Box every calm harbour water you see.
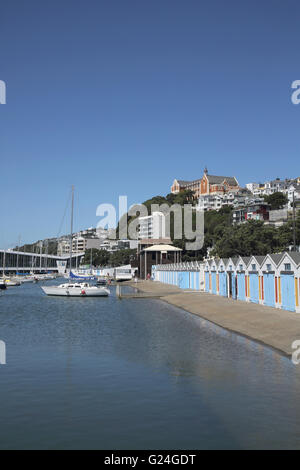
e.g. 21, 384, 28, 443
0, 279, 300, 449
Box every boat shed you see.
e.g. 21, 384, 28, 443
236, 256, 251, 302
276, 252, 300, 312
260, 253, 284, 308
246, 255, 265, 304
225, 257, 239, 299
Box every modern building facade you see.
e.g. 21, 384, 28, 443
138, 211, 166, 239
57, 237, 89, 256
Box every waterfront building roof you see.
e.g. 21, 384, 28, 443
269, 253, 285, 266
144, 244, 182, 252
288, 251, 300, 266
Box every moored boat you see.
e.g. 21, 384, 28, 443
4, 278, 21, 287
41, 282, 110, 297
40, 186, 110, 298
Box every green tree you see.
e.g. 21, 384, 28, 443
82, 249, 110, 266
109, 249, 137, 267
263, 192, 288, 210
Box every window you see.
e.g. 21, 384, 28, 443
266, 264, 271, 271
284, 263, 291, 271
239, 264, 243, 271
252, 264, 256, 270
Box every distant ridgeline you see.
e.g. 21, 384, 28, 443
14, 239, 58, 255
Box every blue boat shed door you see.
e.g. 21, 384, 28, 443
211, 272, 217, 294
219, 272, 227, 297
205, 272, 210, 292
249, 273, 259, 303
231, 274, 237, 299
281, 274, 295, 312
237, 273, 246, 301
263, 273, 275, 307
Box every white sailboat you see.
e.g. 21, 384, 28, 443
42, 282, 110, 297
41, 186, 110, 298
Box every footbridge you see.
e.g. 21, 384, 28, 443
0, 249, 84, 274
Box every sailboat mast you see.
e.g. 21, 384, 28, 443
69, 185, 74, 276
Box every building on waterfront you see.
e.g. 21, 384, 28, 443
139, 243, 182, 279
171, 168, 239, 199
153, 251, 300, 313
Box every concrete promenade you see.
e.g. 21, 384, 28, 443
126, 280, 300, 357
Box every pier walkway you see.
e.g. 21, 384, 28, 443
123, 280, 300, 357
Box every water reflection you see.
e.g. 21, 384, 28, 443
0, 282, 300, 449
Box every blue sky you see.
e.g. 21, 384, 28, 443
1, 0, 300, 247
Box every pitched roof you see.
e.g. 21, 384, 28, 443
241, 256, 251, 265
144, 244, 182, 252
206, 174, 239, 186
177, 180, 192, 186
269, 253, 285, 266
247, 255, 265, 268
288, 252, 300, 266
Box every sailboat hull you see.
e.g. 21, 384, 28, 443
41, 285, 110, 297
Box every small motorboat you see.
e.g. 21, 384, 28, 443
41, 282, 110, 297
4, 279, 21, 287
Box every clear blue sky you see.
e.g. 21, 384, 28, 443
1, 0, 300, 248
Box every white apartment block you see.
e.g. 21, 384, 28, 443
139, 212, 166, 239
246, 183, 260, 193
57, 237, 88, 256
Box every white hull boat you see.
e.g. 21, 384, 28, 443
40, 187, 109, 298
2, 278, 21, 287
41, 282, 110, 297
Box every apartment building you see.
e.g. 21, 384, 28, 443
139, 211, 166, 240
57, 237, 88, 256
